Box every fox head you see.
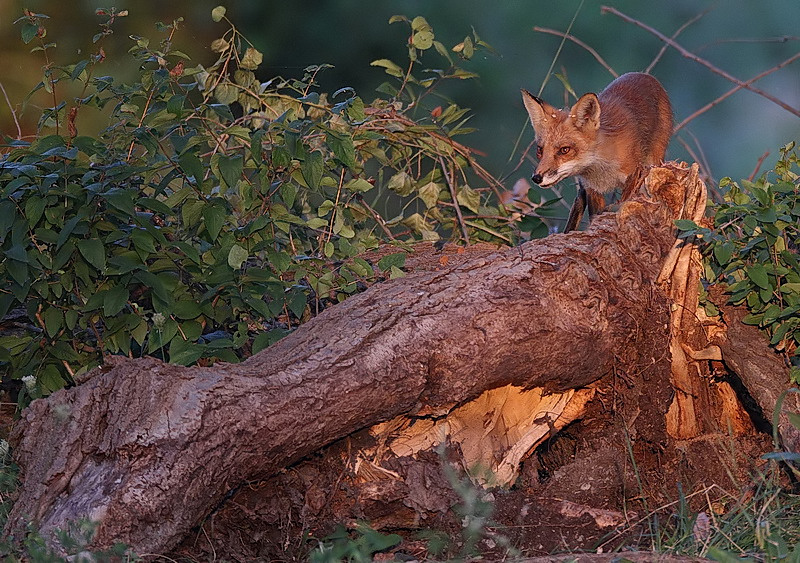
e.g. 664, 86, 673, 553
521, 89, 601, 187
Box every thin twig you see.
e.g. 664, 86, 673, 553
684, 129, 715, 184
673, 52, 800, 133
356, 197, 396, 241
538, 0, 585, 96
0, 82, 22, 140
439, 156, 471, 245
748, 151, 770, 182
323, 168, 346, 250
675, 132, 724, 203
645, 8, 710, 73
674, 136, 712, 185
533, 27, 617, 77
697, 35, 800, 52
601, 5, 800, 118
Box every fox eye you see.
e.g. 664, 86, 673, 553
536, 145, 543, 159
558, 146, 571, 155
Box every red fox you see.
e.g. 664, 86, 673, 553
521, 72, 672, 233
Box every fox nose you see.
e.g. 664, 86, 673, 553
532, 173, 543, 185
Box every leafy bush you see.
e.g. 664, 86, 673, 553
0, 8, 531, 402
679, 143, 800, 382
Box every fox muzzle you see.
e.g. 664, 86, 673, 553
532, 173, 543, 184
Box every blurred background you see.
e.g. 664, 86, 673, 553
1, 0, 799, 190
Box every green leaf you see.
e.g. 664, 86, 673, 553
218, 154, 243, 189
706, 546, 750, 563
0, 200, 17, 238
104, 189, 136, 216
287, 291, 306, 319
412, 29, 434, 50
56, 216, 81, 249
377, 252, 406, 271
39, 364, 66, 393
59, 308, 76, 332
136, 271, 171, 303
214, 83, 238, 105
456, 185, 481, 213
267, 251, 291, 273
211, 6, 226, 22
741, 313, 763, 326
43, 307, 63, 338
370, 59, 404, 78
755, 207, 778, 223
243, 294, 271, 319
751, 186, 770, 206
326, 132, 356, 169
77, 239, 106, 272
203, 204, 226, 241
746, 263, 770, 290
674, 219, 699, 231
346, 97, 366, 122
169, 338, 204, 366
5, 244, 29, 263
346, 178, 374, 193
528, 215, 554, 238
25, 196, 46, 228
166, 94, 185, 117
770, 321, 793, 345
713, 242, 734, 266
781, 283, 800, 295
228, 244, 248, 269
301, 151, 324, 190
173, 300, 202, 320
402, 212, 431, 234
131, 228, 157, 255
103, 285, 130, 316
21, 22, 39, 44
179, 152, 205, 182
280, 183, 297, 208
252, 328, 290, 354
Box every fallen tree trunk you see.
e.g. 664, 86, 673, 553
6, 164, 708, 554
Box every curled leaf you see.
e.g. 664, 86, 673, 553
211, 6, 226, 22
240, 47, 263, 70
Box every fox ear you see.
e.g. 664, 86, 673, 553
521, 89, 554, 133
571, 93, 601, 130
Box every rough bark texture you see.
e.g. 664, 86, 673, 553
6, 164, 707, 554
711, 287, 800, 453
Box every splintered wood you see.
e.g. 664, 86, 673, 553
367, 385, 595, 487
648, 163, 751, 439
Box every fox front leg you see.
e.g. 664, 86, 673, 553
564, 184, 588, 233
564, 182, 606, 233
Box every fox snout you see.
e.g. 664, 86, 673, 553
531, 173, 544, 185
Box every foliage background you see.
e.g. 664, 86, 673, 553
0, 0, 798, 397
1, 0, 799, 186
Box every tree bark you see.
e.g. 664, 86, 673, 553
711, 287, 800, 453
6, 164, 704, 554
